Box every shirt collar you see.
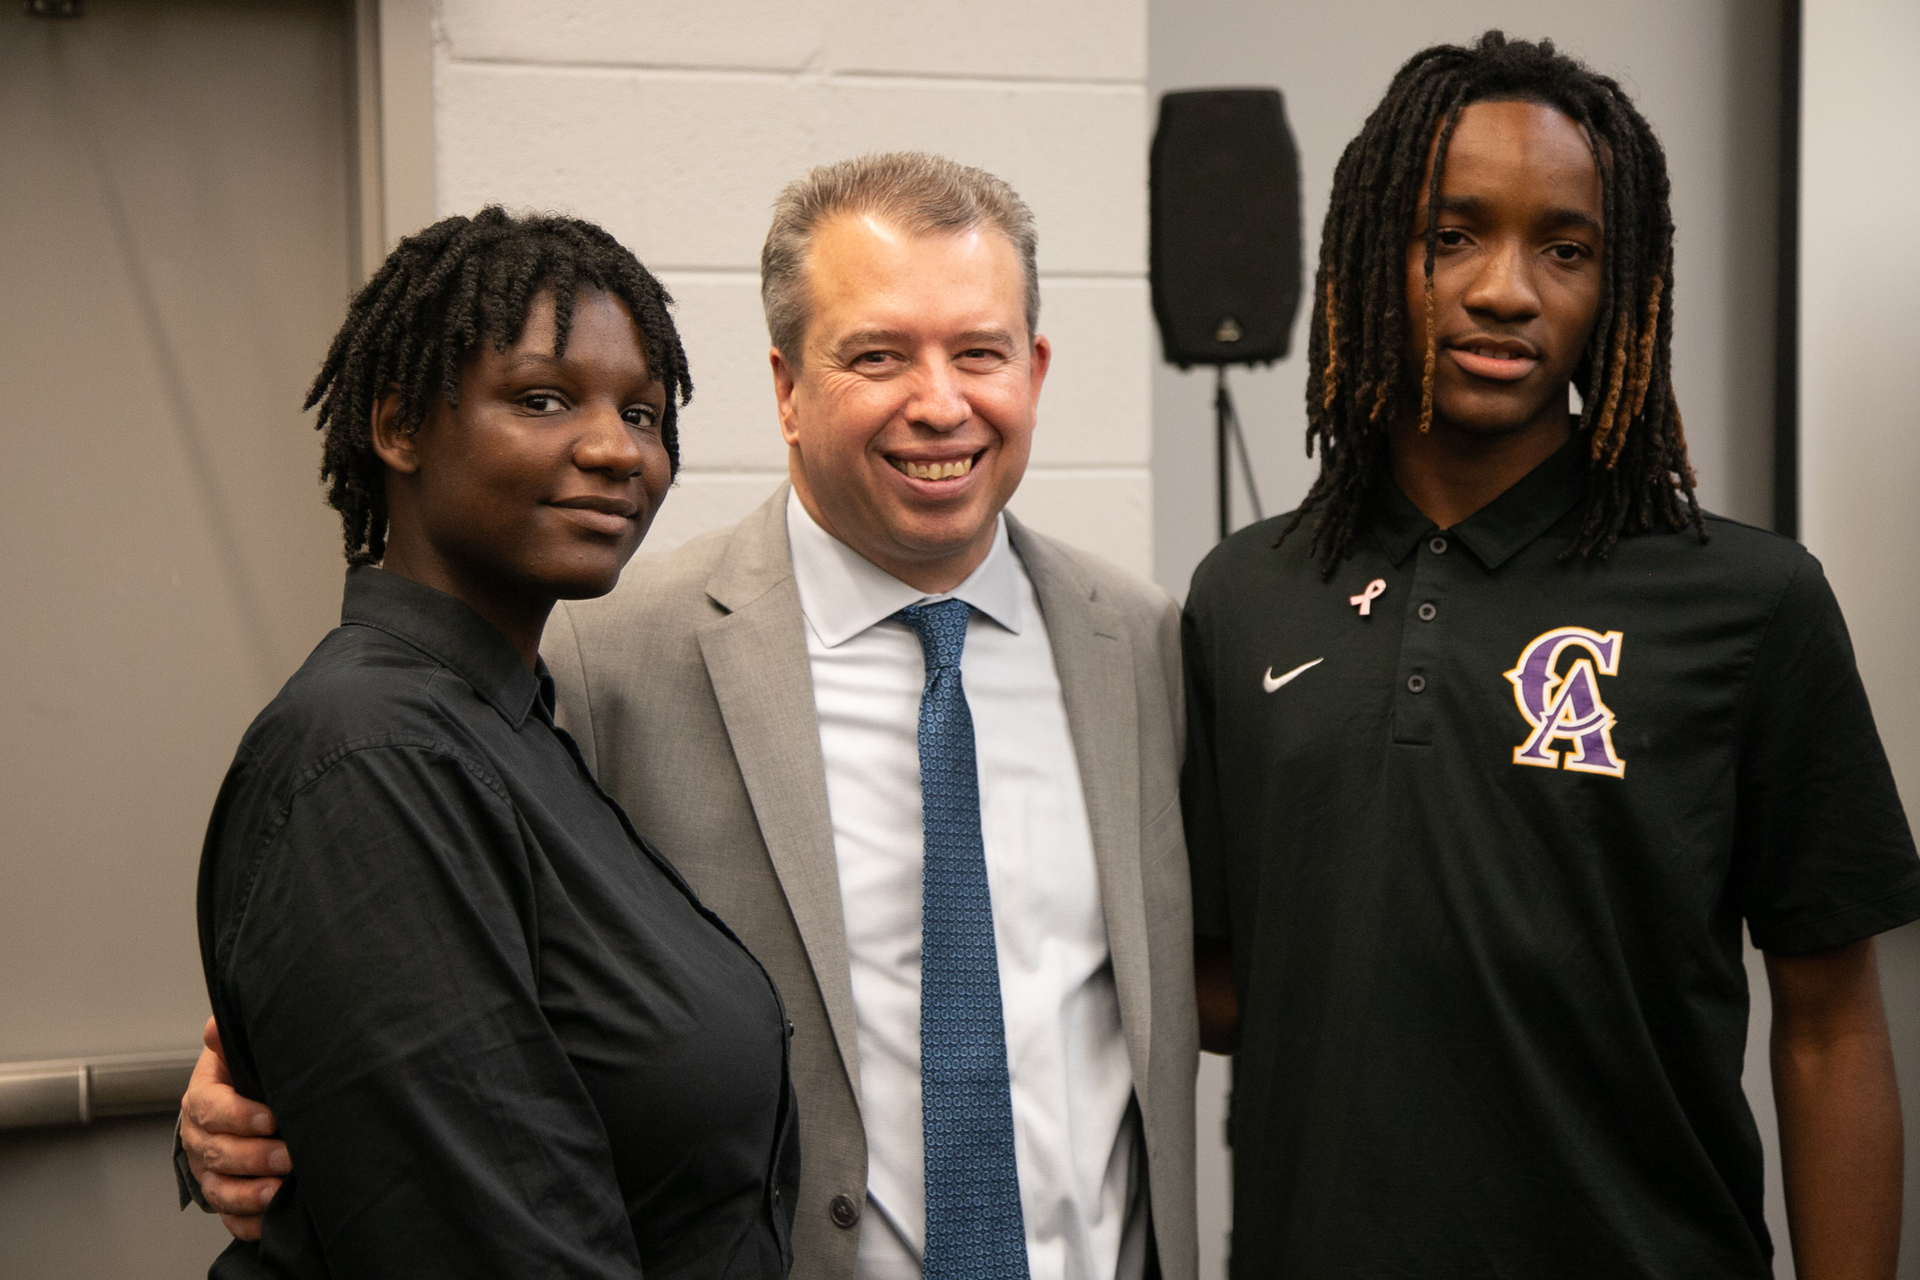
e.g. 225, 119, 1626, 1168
785, 488, 1025, 648
340, 565, 546, 727
1369, 435, 1587, 569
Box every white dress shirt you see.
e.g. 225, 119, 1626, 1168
785, 491, 1145, 1280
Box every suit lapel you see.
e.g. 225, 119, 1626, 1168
697, 487, 864, 1097
1008, 518, 1154, 1085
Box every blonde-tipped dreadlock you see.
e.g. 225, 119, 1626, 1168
1280, 31, 1704, 576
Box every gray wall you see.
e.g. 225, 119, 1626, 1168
0, 1, 355, 1273
1149, 3, 1920, 1277
1800, 0, 1920, 1267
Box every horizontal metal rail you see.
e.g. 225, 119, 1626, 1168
0, 1051, 197, 1131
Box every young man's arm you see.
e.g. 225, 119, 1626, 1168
1196, 937, 1239, 1055
1767, 936, 1903, 1280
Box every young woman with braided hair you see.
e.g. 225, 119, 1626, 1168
1184, 32, 1915, 1280
184, 208, 798, 1279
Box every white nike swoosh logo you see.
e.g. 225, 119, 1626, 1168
1263, 658, 1324, 693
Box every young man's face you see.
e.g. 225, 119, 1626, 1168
1403, 99, 1605, 440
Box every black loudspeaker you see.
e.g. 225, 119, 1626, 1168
1150, 88, 1303, 368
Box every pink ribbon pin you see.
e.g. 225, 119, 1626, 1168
1350, 578, 1386, 616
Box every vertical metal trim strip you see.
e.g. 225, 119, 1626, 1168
1774, 0, 1803, 539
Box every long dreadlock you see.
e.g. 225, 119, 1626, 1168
1283, 31, 1703, 576
306, 206, 692, 565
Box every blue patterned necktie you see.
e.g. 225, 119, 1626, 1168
895, 599, 1030, 1280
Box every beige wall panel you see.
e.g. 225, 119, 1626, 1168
823, 0, 1146, 80
441, 0, 825, 71
1800, 0, 1920, 815
1, 0, 349, 1068
436, 64, 1147, 275
657, 273, 789, 472
1029, 278, 1153, 467
2, 0, 354, 1274
1006, 469, 1153, 580
378, 0, 438, 246
1801, 6, 1920, 1270
644, 471, 791, 555
441, 0, 1145, 82
0, 1117, 232, 1277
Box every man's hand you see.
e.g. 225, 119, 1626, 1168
180, 1016, 290, 1242
1768, 937, 1903, 1280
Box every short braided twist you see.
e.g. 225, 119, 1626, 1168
306, 207, 692, 565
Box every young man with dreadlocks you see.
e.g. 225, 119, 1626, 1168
1183, 32, 1917, 1279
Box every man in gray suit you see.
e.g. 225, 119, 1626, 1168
180, 152, 1196, 1280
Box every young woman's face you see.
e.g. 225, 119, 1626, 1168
1402, 99, 1606, 439
396, 287, 671, 607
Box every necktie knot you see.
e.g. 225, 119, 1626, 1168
895, 599, 970, 671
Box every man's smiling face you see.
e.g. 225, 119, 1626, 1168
772, 212, 1049, 592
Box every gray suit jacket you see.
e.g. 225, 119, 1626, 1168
544, 485, 1197, 1280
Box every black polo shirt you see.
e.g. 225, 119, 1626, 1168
1182, 441, 1920, 1279
199, 567, 799, 1279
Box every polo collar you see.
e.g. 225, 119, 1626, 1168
340, 565, 546, 727
785, 488, 1025, 649
1369, 435, 1587, 570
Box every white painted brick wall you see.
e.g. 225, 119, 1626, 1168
431, 0, 1153, 578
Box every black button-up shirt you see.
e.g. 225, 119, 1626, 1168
199, 567, 799, 1279
1183, 441, 1920, 1278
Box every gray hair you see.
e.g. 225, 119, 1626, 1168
760, 151, 1040, 365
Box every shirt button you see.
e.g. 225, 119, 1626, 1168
1418, 602, 1437, 622
1407, 673, 1427, 694
1428, 536, 1449, 555
830, 1194, 861, 1228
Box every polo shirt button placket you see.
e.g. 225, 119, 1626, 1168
1391, 532, 1452, 745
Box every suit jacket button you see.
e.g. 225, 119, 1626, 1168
829, 1194, 861, 1228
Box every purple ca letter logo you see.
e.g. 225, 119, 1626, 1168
1503, 626, 1626, 778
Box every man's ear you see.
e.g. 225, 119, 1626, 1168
368, 391, 420, 475
771, 346, 802, 448
1027, 333, 1052, 412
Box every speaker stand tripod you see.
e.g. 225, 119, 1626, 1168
1214, 365, 1265, 541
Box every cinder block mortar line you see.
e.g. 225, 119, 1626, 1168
441, 56, 1145, 95
821, 69, 1144, 91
